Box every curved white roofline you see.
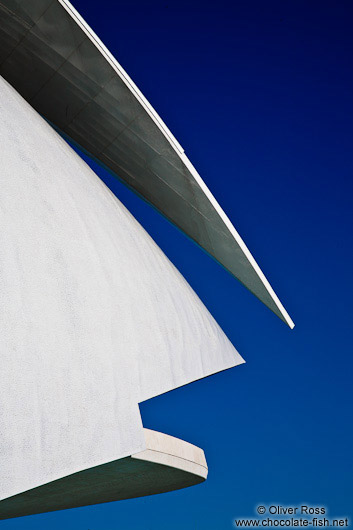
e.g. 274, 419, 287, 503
58, 0, 185, 155
0, 0, 294, 327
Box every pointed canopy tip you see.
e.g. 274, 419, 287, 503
262, 283, 294, 329
258, 278, 294, 329
277, 307, 295, 329
266, 284, 294, 329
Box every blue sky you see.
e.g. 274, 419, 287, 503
3, 1, 353, 528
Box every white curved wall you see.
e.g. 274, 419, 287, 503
0, 76, 243, 501
0, 0, 293, 328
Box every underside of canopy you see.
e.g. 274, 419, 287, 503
0, 0, 294, 328
0, 429, 208, 520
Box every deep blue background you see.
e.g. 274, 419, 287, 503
3, 1, 353, 528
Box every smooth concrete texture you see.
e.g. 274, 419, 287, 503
0, 429, 207, 520
0, 0, 294, 327
133, 428, 208, 478
0, 75, 243, 504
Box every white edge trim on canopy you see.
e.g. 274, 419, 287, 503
58, 0, 294, 329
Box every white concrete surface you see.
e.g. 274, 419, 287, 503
133, 428, 208, 481
0, 428, 208, 519
0, 75, 243, 502
0, 0, 294, 327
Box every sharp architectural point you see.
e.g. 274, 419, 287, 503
0, 0, 293, 520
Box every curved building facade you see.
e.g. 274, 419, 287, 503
0, 0, 293, 328
0, 0, 293, 519
0, 75, 243, 511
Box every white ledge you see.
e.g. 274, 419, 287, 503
0, 429, 208, 520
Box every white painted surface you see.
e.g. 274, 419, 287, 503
132, 429, 208, 480
0, 76, 243, 501
0, 0, 294, 327
0, 428, 208, 520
